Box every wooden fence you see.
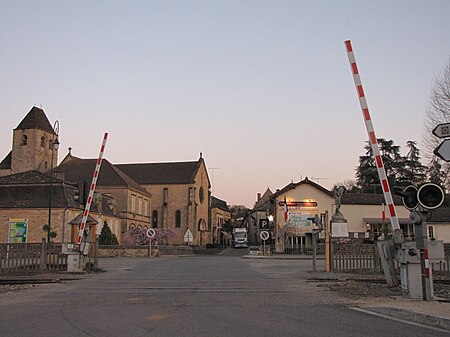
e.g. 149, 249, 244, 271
332, 243, 380, 270
1, 240, 69, 274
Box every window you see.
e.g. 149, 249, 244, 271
138, 198, 142, 215
163, 188, 168, 205
199, 187, 204, 204
175, 210, 181, 228
41, 136, 46, 147
131, 196, 136, 213
21, 135, 28, 146
428, 226, 435, 239
129, 223, 136, 230
144, 201, 149, 216
152, 210, 158, 228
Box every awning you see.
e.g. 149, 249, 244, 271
69, 213, 99, 226
364, 217, 412, 225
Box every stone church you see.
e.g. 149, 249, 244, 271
0, 107, 213, 246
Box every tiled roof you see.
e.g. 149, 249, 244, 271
254, 187, 273, 210
0, 170, 62, 185
211, 196, 229, 212
0, 171, 80, 209
54, 157, 149, 195
270, 178, 334, 199
427, 207, 450, 224
341, 193, 404, 205
15, 106, 55, 134
0, 151, 12, 169
116, 160, 202, 185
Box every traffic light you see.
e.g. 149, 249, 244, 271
417, 183, 445, 210
402, 185, 418, 210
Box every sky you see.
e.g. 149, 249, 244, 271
1, 1, 450, 207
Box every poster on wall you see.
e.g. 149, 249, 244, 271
331, 222, 349, 238
286, 213, 313, 236
9, 218, 28, 243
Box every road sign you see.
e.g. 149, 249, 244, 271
146, 228, 156, 238
434, 139, 450, 162
260, 230, 270, 241
432, 123, 450, 138
184, 229, 193, 243
259, 219, 269, 230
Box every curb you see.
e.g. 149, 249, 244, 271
361, 307, 450, 331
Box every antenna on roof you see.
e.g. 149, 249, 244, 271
311, 177, 329, 184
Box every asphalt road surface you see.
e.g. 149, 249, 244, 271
0, 253, 447, 337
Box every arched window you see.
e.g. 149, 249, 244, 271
41, 136, 46, 147
175, 210, 181, 228
152, 210, 158, 228
21, 135, 28, 146
199, 187, 204, 204
129, 223, 136, 230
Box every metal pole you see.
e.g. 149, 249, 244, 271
325, 211, 331, 272
47, 120, 59, 243
414, 211, 432, 301
312, 233, 317, 272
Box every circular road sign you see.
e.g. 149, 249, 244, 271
146, 228, 156, 238
260, 230, 270, 241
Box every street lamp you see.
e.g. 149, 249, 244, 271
47, 120, 60, 242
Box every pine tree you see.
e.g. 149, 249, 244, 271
427, 158, 447, 187
399, 141, 427, 187
98, 221, 119, 245
355, 138, 403, 193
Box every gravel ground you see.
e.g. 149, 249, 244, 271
309, 270, 450, 301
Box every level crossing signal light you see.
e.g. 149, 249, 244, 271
400, 183, 444, 211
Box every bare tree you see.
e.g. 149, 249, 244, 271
423, 58, 450, 189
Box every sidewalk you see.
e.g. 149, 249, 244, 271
354, 297, 450, 332
243, 253, 450, 332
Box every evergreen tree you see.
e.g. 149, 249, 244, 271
427, 158, 447, 187
355, 138, 403, 193
399, 141, 427, 187
98, 221, 119, 245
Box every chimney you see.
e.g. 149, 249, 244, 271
257, 193, 261, 201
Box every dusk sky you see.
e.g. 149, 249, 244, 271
1, 1, 450, 207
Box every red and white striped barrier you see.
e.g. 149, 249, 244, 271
76, 133, 109, 245
424, 248, 430, 279
345, 40, 400, 232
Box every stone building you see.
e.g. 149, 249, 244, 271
0, 106, 58, 176
1, 106, 217, 247
0, 107, 125, 243
270, 177, 450, 253
116, 156, 212, 246
55, 152, 152, 236
0, 170, 117, 243
210, 196, 231, 245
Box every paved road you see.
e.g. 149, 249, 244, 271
0, 254, 448, 337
